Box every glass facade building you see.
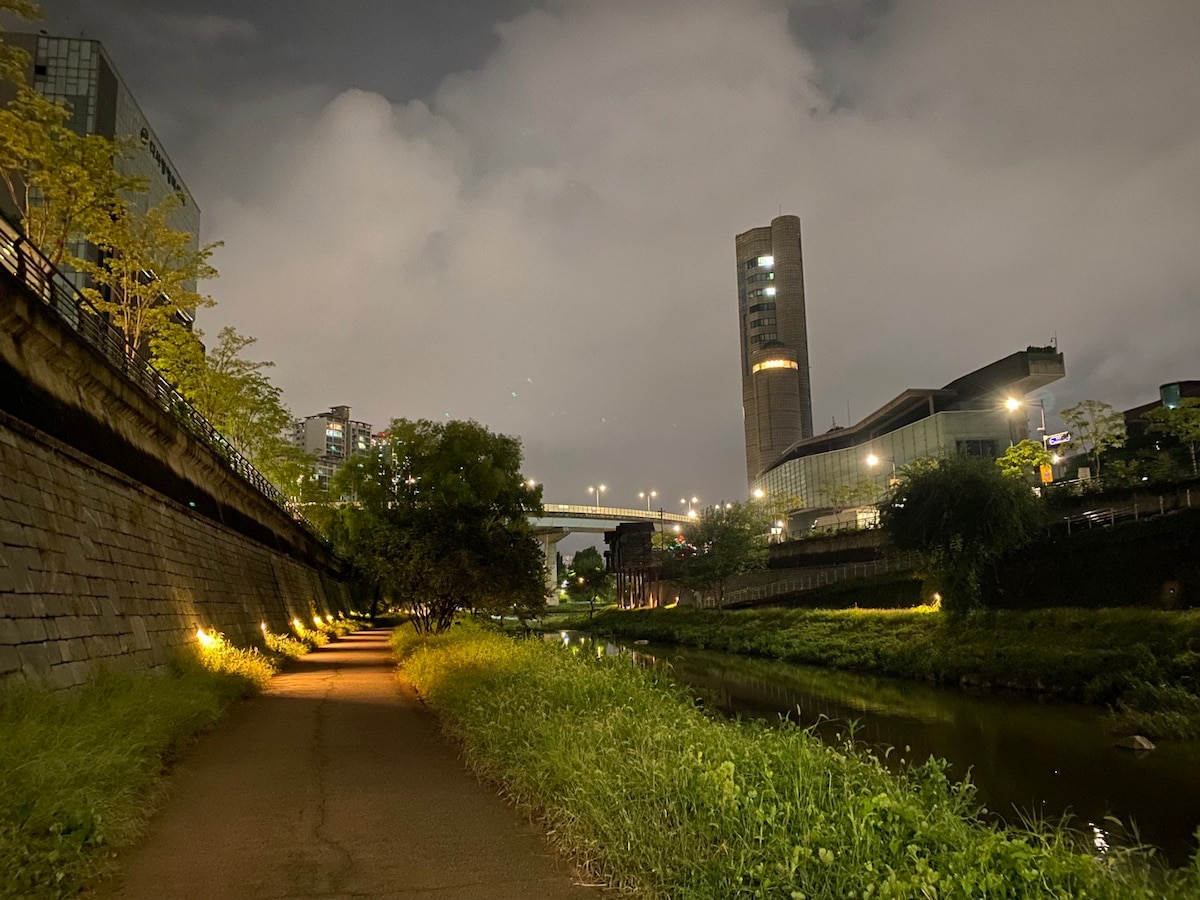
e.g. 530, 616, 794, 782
7, 34, 200, 310
752, 348, 1067, 525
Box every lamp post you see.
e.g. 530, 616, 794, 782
587, 484, 606, 510
681, 495, 699, 516
866, 453, 897, 481
638, 489, 657, 511
1006, 396, 1048, 449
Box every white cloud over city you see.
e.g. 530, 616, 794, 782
40, 0, 1200, 509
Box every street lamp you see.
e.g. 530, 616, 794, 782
1005, 396, 1048, 449
587, 484, 607, 509
681, 495, 699, 515
866, 453, 897, 480
638, 489, 658, 511
752, 488, 765, 500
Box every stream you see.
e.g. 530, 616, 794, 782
553, 632, 1200, 865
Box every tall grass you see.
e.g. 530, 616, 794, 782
0, 656, 260, 898
581, 606, 1200, 738
0, 617, 365, 898
394, 624, 1200, 898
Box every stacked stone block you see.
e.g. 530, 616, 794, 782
0, 414, 348, 688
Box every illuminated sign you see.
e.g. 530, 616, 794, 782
1046, 432, 1071, 446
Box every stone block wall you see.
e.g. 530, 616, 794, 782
1, 412, 349, 688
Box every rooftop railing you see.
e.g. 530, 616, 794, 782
0, 213, 326, 543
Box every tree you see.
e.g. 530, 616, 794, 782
1144, 398, 1200, 476
331, 419, 545, 633
565, 546, 612, 619
74, 194, 220, 352
1061, 400, 1126, 478
0, 1, 41, 82
0, 86, 145, 266
823, 479, 877, 511
660, 501, 769, 605
151, 325, 311, 498
879, 454, 1044, 615
996, 439, 1052, 480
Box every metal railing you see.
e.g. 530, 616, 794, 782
540, 504, 694, 523
1058, 488, 1193, 535
0, 214, 326, 542
722, 553, 922, 607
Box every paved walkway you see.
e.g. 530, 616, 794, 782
91, 630, 601, 899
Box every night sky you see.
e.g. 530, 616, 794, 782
21, 1, 1200, 520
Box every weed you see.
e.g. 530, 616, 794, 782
394, 624, 1199, 898
0, 650, 265, 898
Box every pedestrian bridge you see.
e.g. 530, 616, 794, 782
531, 504, 694, 533
530, 505, 694, 594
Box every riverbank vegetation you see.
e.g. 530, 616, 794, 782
393, 624, 1199, 898
0, 617, 363, 898
579, 606, 1200, 739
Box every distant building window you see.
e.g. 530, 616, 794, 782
748, 302, 776, 314
749, 317, 777, 328
747, 272, 775, 283
750, 332, 778, 344
751, 359, 798, 374
956, 439, 997, 458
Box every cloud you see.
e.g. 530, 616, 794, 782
153, 12, 258, 44
196, 0, 1200, 506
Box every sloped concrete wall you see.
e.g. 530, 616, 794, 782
0, 412, 347, 687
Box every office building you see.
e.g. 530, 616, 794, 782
4, 33, 201, 324
752, 348, 1066, 529
292, 405, 373, 492
736, 215, 813, 483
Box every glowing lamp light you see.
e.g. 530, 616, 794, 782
291, 618, 304, 632
260, 621, 268, 633
196, 627, 217, 649
1005, 397, 1021, 412
751, 359, 798, 374
313, 615, 324, 626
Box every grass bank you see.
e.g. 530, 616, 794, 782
0, 616, 364, 898
577, 606, 1200, 739
393, 623, 1199, 899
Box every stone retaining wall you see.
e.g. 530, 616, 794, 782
0, 412, 348, 688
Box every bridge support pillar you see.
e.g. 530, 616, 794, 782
537, 529, 569, 605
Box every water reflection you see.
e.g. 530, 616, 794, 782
547, 632, 1200, 865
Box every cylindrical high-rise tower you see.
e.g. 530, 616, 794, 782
735, 215, 813, 483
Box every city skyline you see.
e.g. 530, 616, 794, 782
18, 0, 1200, 513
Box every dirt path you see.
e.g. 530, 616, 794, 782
90, 630, 601, 899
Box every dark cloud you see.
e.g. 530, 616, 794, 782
27, 0, 1200, 518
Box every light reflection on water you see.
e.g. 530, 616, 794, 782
547, 631, 1200, 866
